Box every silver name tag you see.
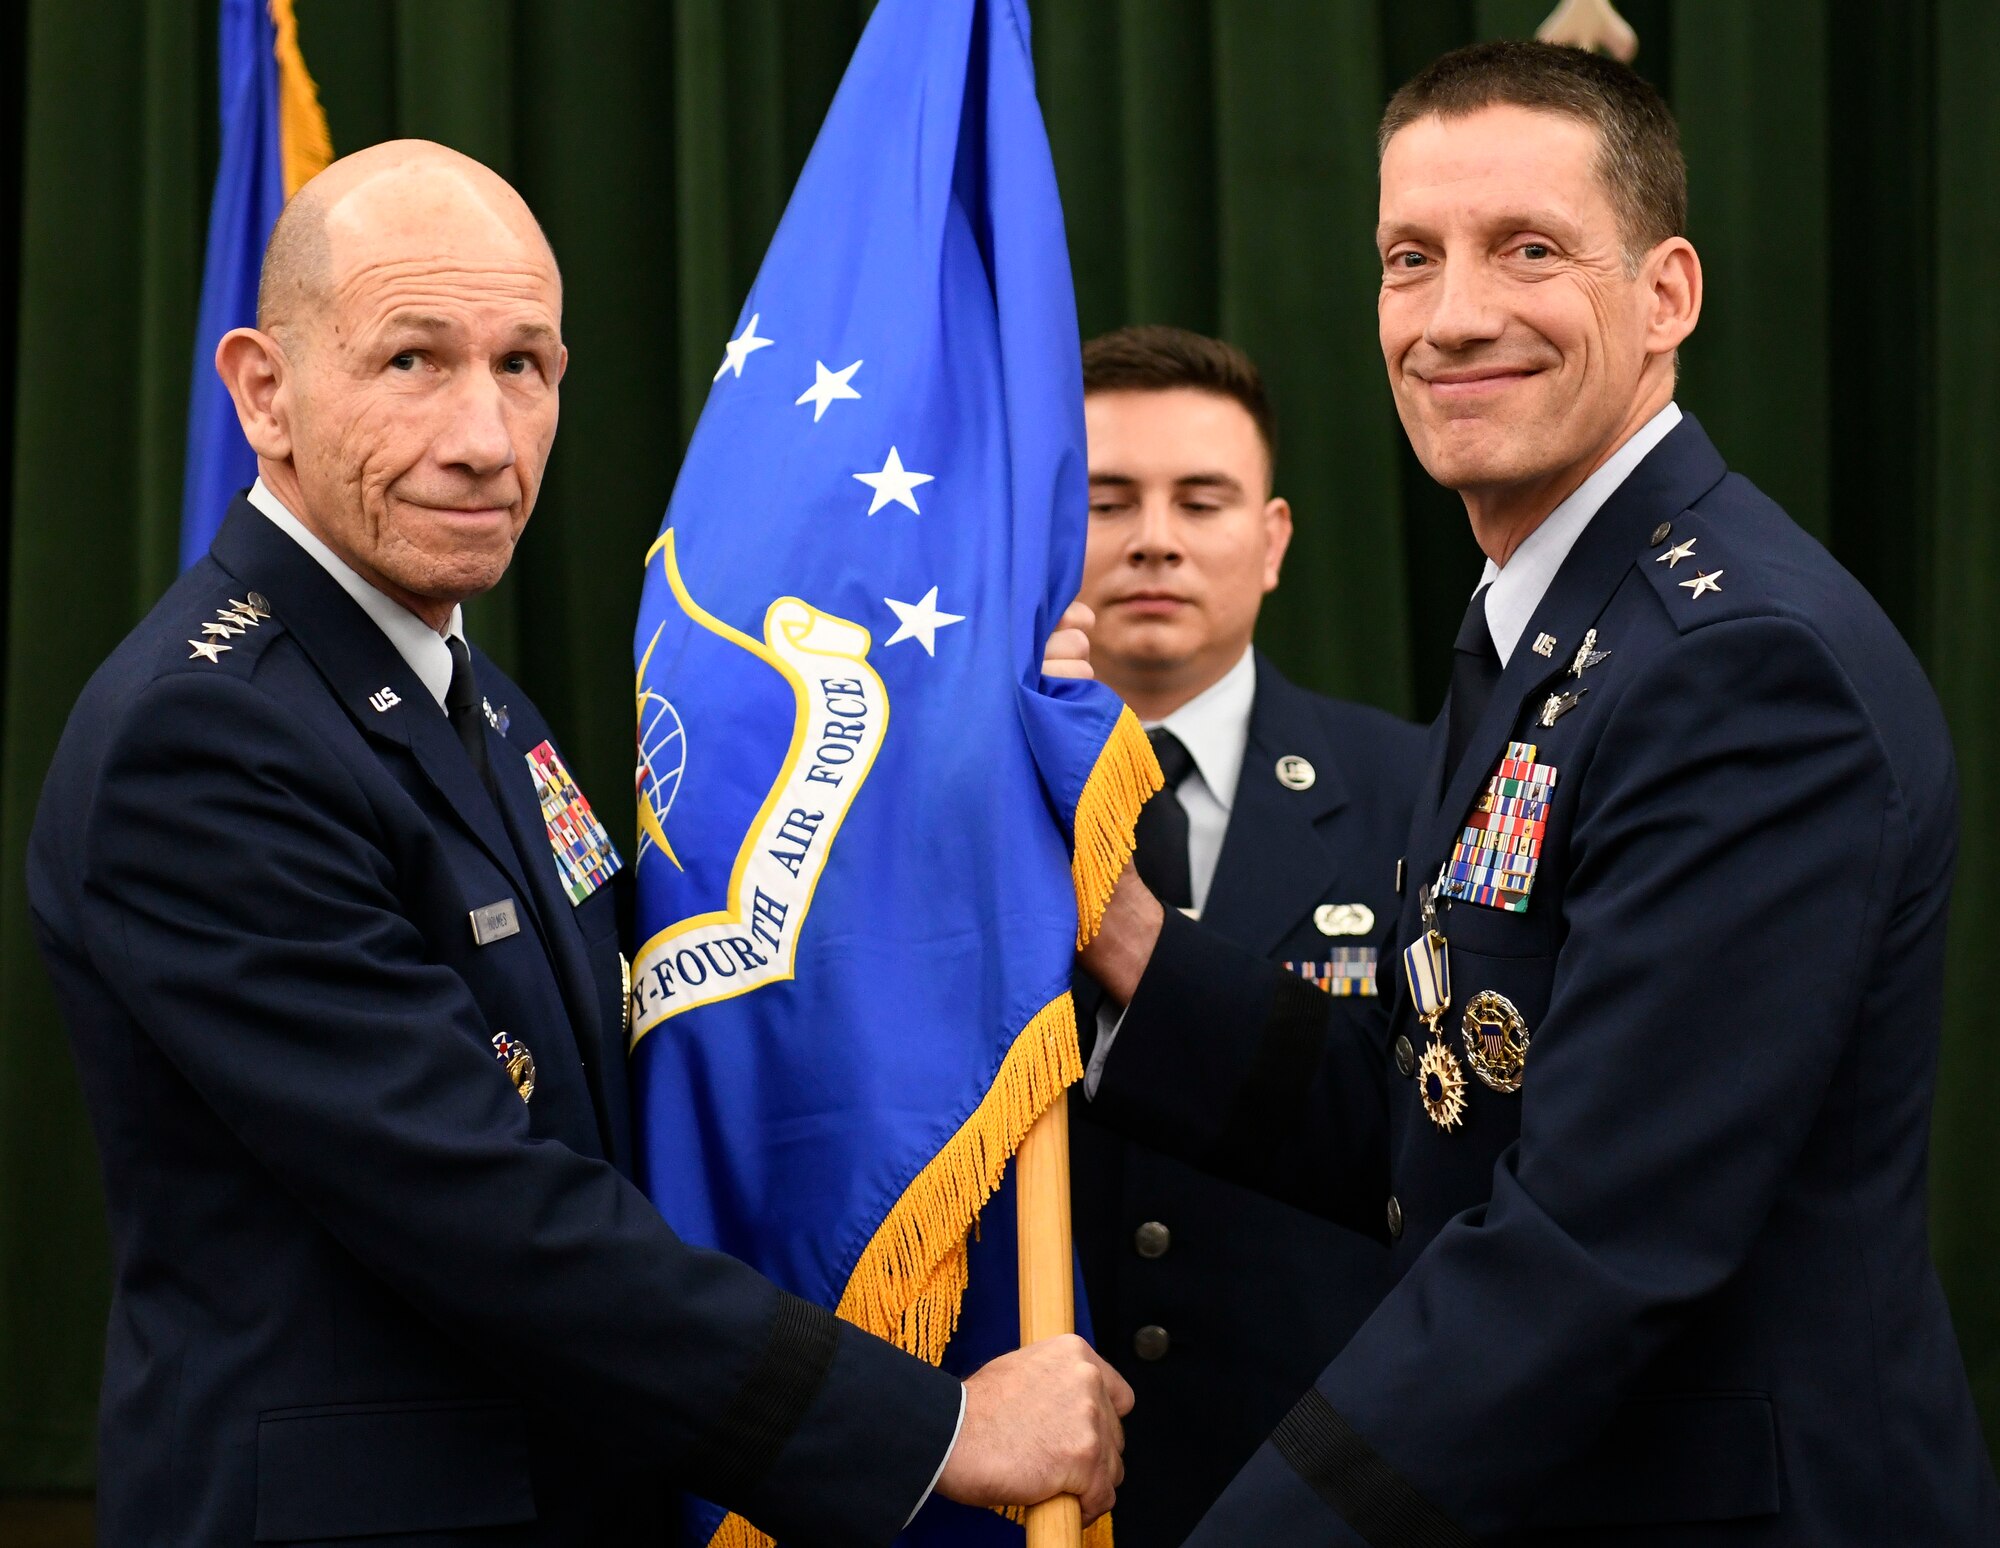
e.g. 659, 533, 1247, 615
469, 899, 520, 946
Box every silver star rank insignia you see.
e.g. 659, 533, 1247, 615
188, 639, 230, 663
200, 620, 243, 639
229, 594, 272, 622
1680, 569, 1724, 599
1656, 538, 1698, 568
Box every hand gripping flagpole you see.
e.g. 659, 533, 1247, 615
1017, 1092, 1084, 1548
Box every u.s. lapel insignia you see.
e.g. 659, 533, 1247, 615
1461, 989, 1530, 1093
528, 740, 623, 904
1569, 627, 1610, 678
1539, 686, 1587, 728
1418, 1038, 1468, 1130
1680, 569, 1724, 599
490, 1030, 536, 1102
368, 687, 401, 713
1530, 632, 1558, 659
1438, 741, 1558, 913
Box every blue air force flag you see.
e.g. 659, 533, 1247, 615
180, 0, 330, 569
629, 0, 1154, 1542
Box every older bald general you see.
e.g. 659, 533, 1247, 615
218, 139, 567, 630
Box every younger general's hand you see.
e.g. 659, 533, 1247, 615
937, 1333, 1134, 1523
1041, 601, 1095, 680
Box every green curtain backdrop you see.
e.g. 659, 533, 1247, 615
3, 0, 1996, 1493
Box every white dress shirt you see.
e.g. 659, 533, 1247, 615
250, 477, 965, 1518
1145, 643, 1256, 917
1086, 645, 1258, 1096
1477, 402, 1682, 664
248, 478, 466, 707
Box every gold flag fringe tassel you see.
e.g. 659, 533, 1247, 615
708, 709, 1157, 1548
268, 0, 334, 198
1071, 707, 1164, 947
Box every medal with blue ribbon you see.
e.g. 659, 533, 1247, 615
1403, 874, 1468, 1130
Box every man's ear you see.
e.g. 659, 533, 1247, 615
1262, 496, 1294, 593
214, 327, 295, 461
1645, 237, 1702, 357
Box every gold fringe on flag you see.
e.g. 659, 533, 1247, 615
1071, 707, 1164, 947
268, 0, 334, 198
709, 707, 1156, 1547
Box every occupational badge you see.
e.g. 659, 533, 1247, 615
1569, 627, 1610, 678
1313, 902, 1375, 937
526, 740, 623, 905
1460, 989, 1530, 1093
1539, 687, 1587, 727
1438, 741, 1559, 913
490, 1030, 536, 1102
1417, 1039, 1467, 1130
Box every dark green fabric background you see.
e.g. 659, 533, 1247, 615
3, 0, 1995, 1491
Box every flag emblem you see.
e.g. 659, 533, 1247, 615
626, 4, 1152, 1541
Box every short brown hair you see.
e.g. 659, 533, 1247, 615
1378, 40, 1685, 263
1081, 325, 1276, 466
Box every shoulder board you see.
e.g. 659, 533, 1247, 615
1635, 510, 1759, 634
155, 587, 286, 680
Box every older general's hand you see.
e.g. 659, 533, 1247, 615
938, 1334, 1134, 1523
1040, 601, 1095, 680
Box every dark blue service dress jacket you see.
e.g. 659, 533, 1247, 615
1071, 655, 1423, 1547
1090, 417, 2000, 1545
27, 497, 960, 1547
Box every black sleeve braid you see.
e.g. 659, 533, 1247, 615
686, 1292, 841, 1506
1271, 1389, 1472, 1548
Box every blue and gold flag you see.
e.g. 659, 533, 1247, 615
629, 1, 1153, 1542
180, 0, 330, 568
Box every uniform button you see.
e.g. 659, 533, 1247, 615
1386, 1196, 1404, 1240
1133, 1221, 1171, 1259
1133, 1324, 1171, 1361
1394, 1034, 1416, 1078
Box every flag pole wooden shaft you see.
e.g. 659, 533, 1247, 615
1017, 1089, 1085, 1548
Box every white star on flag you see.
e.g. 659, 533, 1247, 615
882, 587, 965, 655
796, 359, 863, 422
714, 313, 774, 381
853, 446, 934, 515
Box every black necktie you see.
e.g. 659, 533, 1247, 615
445, 634, 492, 786
1445, 584, 1502, 787
1134, 728, 1196, 910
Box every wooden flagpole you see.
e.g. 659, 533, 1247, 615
1016, 1089, 1085, 1548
